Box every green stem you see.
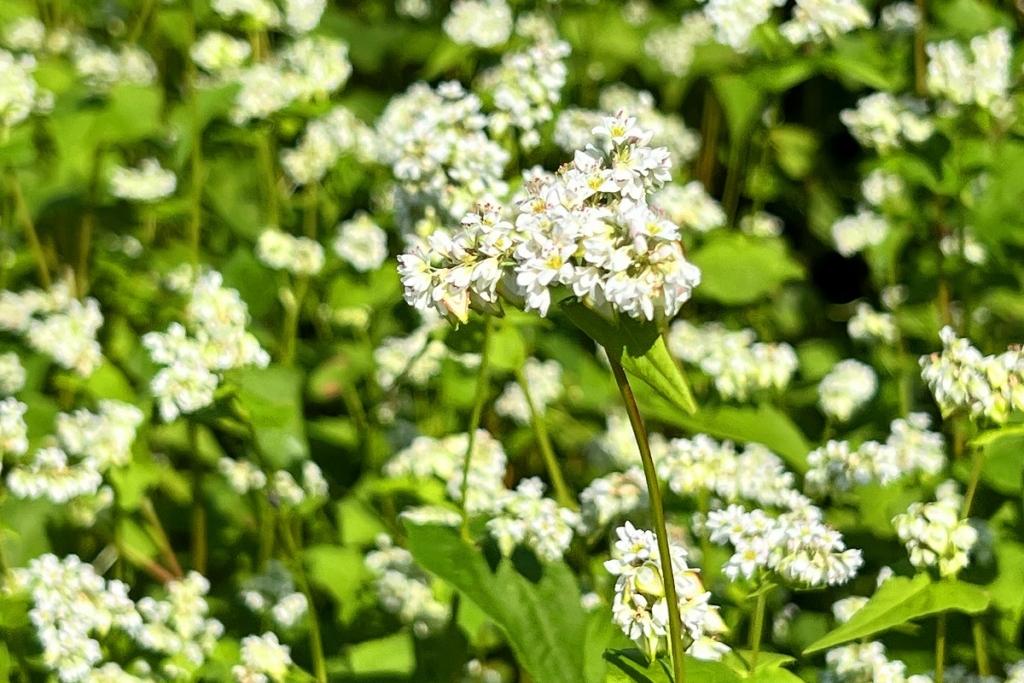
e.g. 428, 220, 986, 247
913, 0, 928, 96
721, 138, 746, 226
257, 126, 279, 226
259, 496, 275, 567
140, 497, 184, 578
695, 88, 721, 190
187, 43, 203, 266
935, 612, 946, 683
7, 170, 50, 289
608, 355, 686, 683
972, 617, 990, 676
459, 317, 493, 540
749, 590, 768, 672
189, 422, 208, 574
304, 182, 318, 239
516, 365, 575, 510
280, 515, 328, 683
962, 445, 984, 519
281, 277, 309, 366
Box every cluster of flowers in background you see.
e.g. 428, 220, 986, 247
2, 0, 1024, 681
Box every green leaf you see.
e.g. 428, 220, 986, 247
713, 75, 765, 140
559, 301, 696, 415
229, 365, 309, 469
769, 125, 819, 180
804, 575, 990, 654
977, 427, 1024, 495
404, 521, 612, 683
604, 650, 742, 683
344, 633, 415, 675
690, 235, 804, 306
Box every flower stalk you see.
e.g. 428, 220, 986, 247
609, 354, 686, 683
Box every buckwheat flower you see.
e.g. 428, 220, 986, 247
25, 295, 104, 377
940, 228, 987, 265
118, 45, 158, 85
832, 596, 869, 624
283, 0, 326, 33
848, 303, 898, 345
397, 0, 432, 19
270, 593, 308, 628
579, 467, 648, 533
373, 322, 448, 390
779, 0, 872, 44
861, 169, 906, 207
477, 40, 571, 150
7, 446, 103, 503
0, 396, 29, 458
3, 17, 45, 52
805, 439, 901, 495
920, 327, 1024, 424
887, 413, 945, 476
57, 400, 143, 472
365, 534, 451, 637
256, 228, 324, 276
136, 572, 224, 673
463, 659, 504, 683
487, 478, 579, 561
831, 209, 888, 257
893, 482, 977, 577
109, 158, 176, 202
230, 63, 298, 124
495, 358, 563, 425
652, 182, 726, 234
599, 85, 702, 164
190, 31, 251, 73
826, 641, 909, 683
740, 211, 784, 237
594, 410, 642, 466
701, 0, 786, 51
0, 352, 25, 395
840, 92, 934, 151
234, 633, 292, 683
334, 213, 389, 272
643, 13, 714, 77
927, 28, 1013, 117
0, 49, 37, 126
881, 2, 920, 31
1007, 661, 1024, 683
270, 470, 305, 506
443, 0, 513, 48
280, 36, 352, 102
605, 522, 726, 660
818, 359, 877, 422
211, 0, 281, 27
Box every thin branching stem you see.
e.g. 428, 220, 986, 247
516, 365, 575, 510
460, 317, 493, 540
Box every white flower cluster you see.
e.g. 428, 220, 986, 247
848, 303, 898, 345
477, 40, 570, 150
2, 17, 45, 52
240, 561, 309, 629
373, 319, 451, 391
443, 0, 513, 48
818, 359, 877, 422
109, 158, 177, 202
399, 112, 701, 325
651, 182, 726, 234
605, 522, 727, 661
656, 434, 810, 510
555, 86, 702, 166
825, 641, 932, 683
0, 281, 104, 376
71, 39, 157, 92
280, 106, 376, 186
143, 271, 270, 421
920, 326, 1024, 424
704, 503, 863, 586
0, 48, 38, 126
643, 13, 714, 77
211, 0, 282, 27
282, 0, 327, 33
487, 477, 580, 561
927, 28, 1014, 118
840, 93, 934, 152
593, 410, 641, 466
700, 0, 784, 51
230, 36, 351, 124
365, 534, 451, 637
494, 357, 563, 425
0, 352, 26, 395
377, 81, 510, 234
0, 396, 28, 459
893, 482, 978, 577
9, 555, 224, 683
779, 0, 872, 44
939, 227, 987, 265
579, 467, 648, 533
218, 457, 327, 506
806, 413, 945, 495
256, 228, 325, 276
190, 31, 252, 75
861, 169, 907, 208
384, 429, 508, 515
334, 213, 389, 273
831, 209, 888, 257
234, 633, 293, 683
880, 2, 921, 32
740, 210, 784, 237
667, 321, 798, 401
